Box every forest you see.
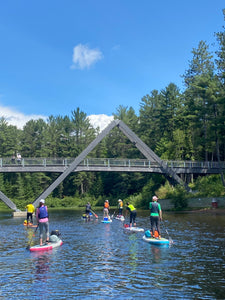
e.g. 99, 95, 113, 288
0, 10, 225, 210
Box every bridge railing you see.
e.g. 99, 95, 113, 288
0, 157, 225, 169
165, 160, 225, 169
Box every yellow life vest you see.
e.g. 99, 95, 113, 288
128, 204, 135, 211
26, 204, 35, 213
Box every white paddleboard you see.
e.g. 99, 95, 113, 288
124, 226, 144, 232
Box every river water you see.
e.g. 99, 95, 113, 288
0, 209, 224, 299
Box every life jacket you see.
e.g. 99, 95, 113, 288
38, 206, 48, 219
150, 202, 160, 214
119, 201, 123, 208
86, 204, 91, 211
127, 204, 136, 212
104, 202, 109, 208
26, 204, 35, 213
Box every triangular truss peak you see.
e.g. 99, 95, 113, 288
0, 119, 188, 211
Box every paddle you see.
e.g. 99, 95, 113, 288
26, 224, 39, 250
161, 220, 173, 243
90, 209, 98, 219
111, 210, 117, 219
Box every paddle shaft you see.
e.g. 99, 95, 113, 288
161, 221, 173, 241
26, 224, 39, 249
90, 209, 98, 218
111, 210, 117, 218
33, 223, 39, 236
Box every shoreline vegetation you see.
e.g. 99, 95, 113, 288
0, 196, 224, 213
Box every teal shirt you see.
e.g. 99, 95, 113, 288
149, 201, 161, 216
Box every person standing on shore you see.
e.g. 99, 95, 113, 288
36, 199, 49, 246
149, 195, 162, 239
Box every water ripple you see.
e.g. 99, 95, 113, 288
0, 210, 224, 299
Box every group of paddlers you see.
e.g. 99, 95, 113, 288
85, 195, 162, 239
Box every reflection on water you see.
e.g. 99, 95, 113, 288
34, 253, 50, 282
149, 244, 161, 263
128, 234, 138, 271
0, 209, 224, 299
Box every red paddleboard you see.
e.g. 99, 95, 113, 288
29, 239, 63, 252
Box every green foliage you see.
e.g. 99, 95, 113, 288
190, 175, 225, 197
166, 186, 188, 210
156, 181, 175, 199
125, 193, 143, 208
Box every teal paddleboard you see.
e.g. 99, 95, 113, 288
142, 235, 170, 246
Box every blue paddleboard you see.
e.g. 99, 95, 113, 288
101, 219, 112, 223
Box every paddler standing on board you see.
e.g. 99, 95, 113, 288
126, 202, 137, 227
85, 202, 91, 220
118, 199, 123, 216
149, 195, 162, 239
103, 200, 110, 220
26, 202, 35, 224
36, 199, 49, 246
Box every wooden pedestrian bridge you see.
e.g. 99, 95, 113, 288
0, 119, 224, 212
0, 156, 224, 175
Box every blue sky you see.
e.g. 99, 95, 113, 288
0, 0, 224, 128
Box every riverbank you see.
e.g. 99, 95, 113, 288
159, 197, 225, 211
1, 196, 225, 216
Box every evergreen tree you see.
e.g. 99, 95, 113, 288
183, 41, 216, 161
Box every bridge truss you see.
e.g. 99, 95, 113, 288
0, 119, 190, 211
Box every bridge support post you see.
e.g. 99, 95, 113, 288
0, 190, 20, 211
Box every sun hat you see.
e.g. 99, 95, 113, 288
152, 196, 158, 201
118, 199, 122, 202
40, 199, 45, 203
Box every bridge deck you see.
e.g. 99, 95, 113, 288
0, 157, 224, 174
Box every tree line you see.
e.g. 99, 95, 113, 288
0, 10, 225, 210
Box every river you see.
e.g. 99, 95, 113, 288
0, 209, 224, 299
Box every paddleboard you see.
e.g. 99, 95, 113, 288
124, 226, 144, 232
142, 235, 170, 246
29, 238, 63, 252
101, 219, 112, 223
115, 215, 125, 221
24, 222, 38, 228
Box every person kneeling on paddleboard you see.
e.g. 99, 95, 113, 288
149, 196, 162, 239
126, 202, 137, 227
36, 199, 50, 246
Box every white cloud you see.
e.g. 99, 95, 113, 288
71, 44, 103, 70
87, 114, 114, 131
0, 105, 47, 129
0, 104, 113, 132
